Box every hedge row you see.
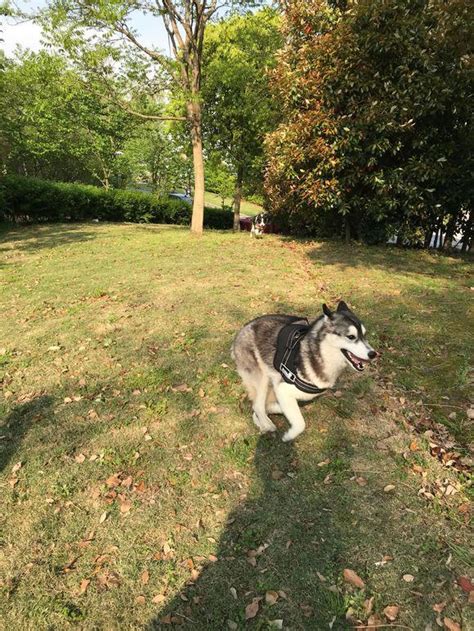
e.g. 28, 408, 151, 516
0, 175, 233, 229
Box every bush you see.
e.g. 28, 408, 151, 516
0, 175, 232, 229
265, 0, 473, 246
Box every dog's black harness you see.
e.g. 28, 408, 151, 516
274, 318, 328, 395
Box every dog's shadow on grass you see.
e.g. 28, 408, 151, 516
0, 395, 54, 474
147, 433, 349, 629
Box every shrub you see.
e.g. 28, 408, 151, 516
265, 0, 473, 247
202, 206, 233, 229
0, 175, 232, 229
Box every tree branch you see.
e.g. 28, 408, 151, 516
117, 101, 186, 121
114, 20, 168, 65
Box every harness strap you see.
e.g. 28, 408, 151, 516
273, 319, 328, 395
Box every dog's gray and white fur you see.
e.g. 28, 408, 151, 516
232, 301, 377, 441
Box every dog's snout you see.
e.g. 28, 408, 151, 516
368, 350, 377, 360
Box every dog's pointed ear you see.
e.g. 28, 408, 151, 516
322, 303, 333, 319
337, 300, 349, 313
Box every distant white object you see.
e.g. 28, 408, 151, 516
388, 230, 463, 250
168, 192, 192, 205
92, 219, 99, 223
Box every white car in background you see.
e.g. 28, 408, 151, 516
168, 192, 192, 205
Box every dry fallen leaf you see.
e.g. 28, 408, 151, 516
245, 598, 260, 620
120, 500, 132, 514
383, 605, 399, 621
269, 621, 283, 629
364, 596, 374, 615
230, 587, 237, 600
11, 461, 22, 474
75, 453, 86, 464
106, 474, 121, 488
265, 591, 279, 605
227, 621, 238, 630
343, 568, 365, 589
409, 440, 419, 451
433, 602, 447, 613
135, 595, 146, 605
384, 484, 396, 492
78, 578, 90, 595
141, 570, 149, 585
367, 614, 383, 625
443, 617, 461, 631
355, 476, 367, 486
121, 476, 133, 489
99, 511, 108, 524
134, 480, 146, 493
457, 576, 473, 593
402, 574, 415, 582
173, 383, 192, 392
152, 594, 166, 604
96, 570, 121, 590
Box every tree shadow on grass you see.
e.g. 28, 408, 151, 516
0, 223, 98, 255
0, 394, 54, 474
147, 433, 350, 630
302, 240, 472, 281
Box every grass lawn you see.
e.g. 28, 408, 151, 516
0, 223, 472, 630
204, 191, 262, 216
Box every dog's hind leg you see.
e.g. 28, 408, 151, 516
274, 382, 306, 441
238, 370, 257, 403
253, 376, 277, 433
266, 387, 283, 415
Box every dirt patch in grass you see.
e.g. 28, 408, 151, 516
1, 224, 472, 630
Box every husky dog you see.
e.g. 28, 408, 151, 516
232, 301, 377, 441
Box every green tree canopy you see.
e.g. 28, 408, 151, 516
0, 50, 139, 188
201, 8, 282, 229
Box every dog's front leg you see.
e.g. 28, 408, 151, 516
274, 383, 306, 442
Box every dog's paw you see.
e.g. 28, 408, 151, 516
261, 421, 277, 433
282, 431, 294, 442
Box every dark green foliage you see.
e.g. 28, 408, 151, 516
266, 0, 473, 248
0, 176, 232, 229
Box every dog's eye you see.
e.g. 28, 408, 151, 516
347, 334, 356, 340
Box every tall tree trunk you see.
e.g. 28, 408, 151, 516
461, 211, 472, 252
443, 211, 458, 250
424, 226, 433, 249
233, 165, 244, 232
187, 99, 205, 235
436, 214, 445, 249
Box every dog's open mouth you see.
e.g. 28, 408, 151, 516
341, 349, 368, 372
